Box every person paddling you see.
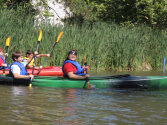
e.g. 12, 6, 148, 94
0, 47, 8, 69
62, 50, 89, 79
9, 51, 34, 79
24, 50, 50, 70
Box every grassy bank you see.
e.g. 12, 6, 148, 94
0, 9, 167, 71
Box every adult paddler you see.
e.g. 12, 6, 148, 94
62, 50, 89, 79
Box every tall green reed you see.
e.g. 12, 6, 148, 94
1, 9, 167, 71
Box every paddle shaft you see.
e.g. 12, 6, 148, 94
95, 74, 130, 79
36, 31, 63, 76
32, 41, 40, 75
83, 62, 89, 89
4, 47, 8, 60
29, 41, 40, 85
36, 42, 58, 75
29, 30, 42, 87
3, 46, 9, 75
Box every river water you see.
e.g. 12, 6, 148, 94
1, 71, 167, 125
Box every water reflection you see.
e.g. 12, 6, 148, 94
54, 89, 86, 125
0, 86, 167, 125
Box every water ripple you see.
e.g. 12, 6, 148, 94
1, 86, 167, 125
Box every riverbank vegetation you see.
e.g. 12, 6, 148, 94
0, 0, 167, 71
65, 0, 167, 28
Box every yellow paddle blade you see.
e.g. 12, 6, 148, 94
84, 56, 87, 64
6, 37, 11, 46
56, 32, 64, 43
29, 83, 32, 88
38, 29, 42, 42
87, 81, 90, 89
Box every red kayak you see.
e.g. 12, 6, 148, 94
0, 66, 63, 76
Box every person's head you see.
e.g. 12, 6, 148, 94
0, 47, 4, 56
12, 51, 23, 62
26, 50, 34, 58
66, 50, 77, 61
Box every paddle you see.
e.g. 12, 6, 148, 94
29, 29, 42, 87
36, 31, 64, 76
89, 74, 131, 80
94, 74, 130, 79
83, 56, 90, 89
3, 37, 11, 75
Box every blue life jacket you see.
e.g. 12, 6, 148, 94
10, 62, 29, 76
62, 60, 86, 77
0, 55, 7, 69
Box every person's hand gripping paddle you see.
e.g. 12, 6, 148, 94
83, 56, 90, 89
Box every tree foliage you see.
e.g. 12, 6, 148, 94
65, 0, 167, 28
0, 0, 167, 28
0, 0, 35, 15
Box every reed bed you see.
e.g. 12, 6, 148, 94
0, 9, 167, 71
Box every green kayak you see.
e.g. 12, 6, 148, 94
32, 74, 167, 89
1, 74, 167, 89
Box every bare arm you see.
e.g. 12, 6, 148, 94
26, 64, 42, 70
1, 63, 7, 67
37, 54, 50, 58
13, 73, 34, 79
67, 72, 89, 79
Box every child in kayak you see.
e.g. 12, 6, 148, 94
10, 51, 34, 79
62, 50, 89, 79
24, 50, 50, 70
0, 47, 8, 69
